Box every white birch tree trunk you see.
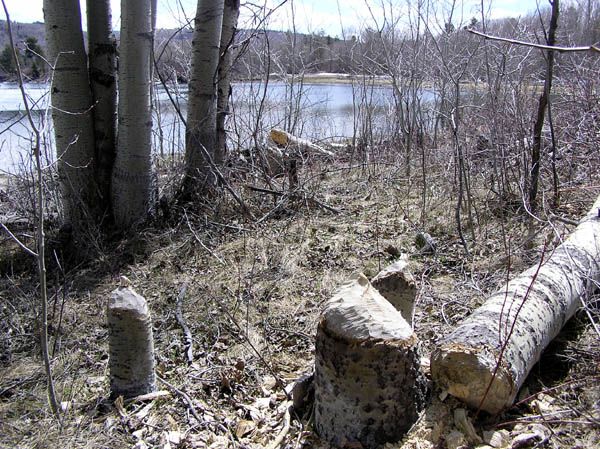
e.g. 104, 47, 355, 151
43, 0, 97, 228
86, 0, 117, 217
431, 195, 600, 414
184, 0, 224, 192
216, 0, 240, 162
111, 0, 154, 228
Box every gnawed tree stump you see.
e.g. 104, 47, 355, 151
371, 256, 417, 326
108, 286, 156, 399
431, 195, 600, 414
314, 274, 427, 448
268, 128, 334, 187
269, 128, 334, 158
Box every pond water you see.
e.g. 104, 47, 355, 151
0, 81, 437, 173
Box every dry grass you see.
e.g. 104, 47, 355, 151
1, 155, 599, 449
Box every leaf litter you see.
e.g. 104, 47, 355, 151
0, 161, 598, 449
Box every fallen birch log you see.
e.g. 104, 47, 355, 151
269, 128, 334, 157
314, 274, 427, 448
431, 196, 600, 414
266, 128, 334, 187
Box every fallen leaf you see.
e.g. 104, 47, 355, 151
483, 429, 510, 448
235, 419, 256, 438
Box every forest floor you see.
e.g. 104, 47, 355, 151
0, 151, 599, 449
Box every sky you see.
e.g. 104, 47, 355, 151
1, 0, 546, 38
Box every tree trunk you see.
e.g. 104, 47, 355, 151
43, 0, 97, 229
216, 0, 240, 162
108, 286, 156, 398
111, 0, 154, 228
529, 0, 559, 213
314, 274, 427, 448
87, 0, 117, 219
431, 194, 600, 414
183, 0, 224, 193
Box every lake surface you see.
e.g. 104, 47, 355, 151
0, 81, 437, 173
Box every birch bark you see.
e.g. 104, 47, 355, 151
431, 195, 600, 414
216, 0, 240, 162
111, 0, 154, 228
184, 0, 224, 192
108, 287, 156, 398
43, 0, 97, 228
87, 0, 117, 217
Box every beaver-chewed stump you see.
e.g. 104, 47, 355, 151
371, 256, 417, 326
314, 273, 427, 448
108, 286, 156, 399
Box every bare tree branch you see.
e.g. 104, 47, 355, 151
0, 223, 37, 257
467, 28, 600, 53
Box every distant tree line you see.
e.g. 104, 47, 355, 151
0, 35, 44, 80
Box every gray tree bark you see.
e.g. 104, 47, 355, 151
86, 0, 117, 217
43, 0, 97, 228
431, 195, 600, 414
184, 0, 224, 192
314, 274, 427, 448
108, 287, 156, 398
216, 0, 240, 162
111, 0, 154, 228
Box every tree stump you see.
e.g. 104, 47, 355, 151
431, 195, 600, 414
371, 256, 417, 326
314, 274, 427, 448
108, 286, 156, 399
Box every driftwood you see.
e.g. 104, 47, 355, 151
108, 286, 156, 399
431, 195, 600, 414
314, 274, 427, 448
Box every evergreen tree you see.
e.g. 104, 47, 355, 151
0, 44, 16, 74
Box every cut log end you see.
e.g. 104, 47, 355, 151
431, 344, 515, 415
314, 274, 427, 448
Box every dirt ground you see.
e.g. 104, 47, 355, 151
0, 156, 599, 449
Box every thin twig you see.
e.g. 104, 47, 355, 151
245, 184, 340, 214
548, 213, 579, 227
156, 374, 232, 436
157, 375, 205, 425
0, 222, 37, 256
266, 402, 292, 449
184, 210, 225, 264
175, 282, 194, 365
1, 0, 60, 420
475, 240, 550, 418
213, 295, 292, 401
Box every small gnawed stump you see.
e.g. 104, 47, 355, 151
314, 274, 427, 448
371, 256, 417, 326
108, 287, 156, 399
